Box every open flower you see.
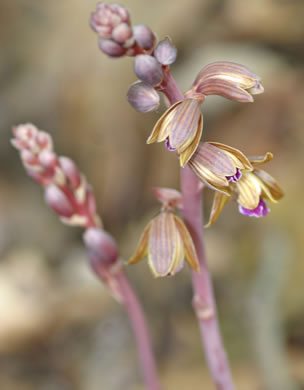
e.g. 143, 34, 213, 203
147, 99, 203, 166
188, 142, 253, 194
129, 211, 199, 277
206, 152, 284, 226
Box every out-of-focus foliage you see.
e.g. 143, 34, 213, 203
0, 1, 303, 389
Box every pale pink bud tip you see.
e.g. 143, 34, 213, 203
154, 39, 177, 65
134, 55, 163, 86
98, 38, 126, 57
83, 228, 119, 264
39, 150, 57, 169
59, 157, 81, 189
90, 3, 130, 39
45, 185, 74, 218
133, 24, 155, 50
127, 81, 160, 112
112, 23, 133, 45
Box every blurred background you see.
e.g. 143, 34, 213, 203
1, 0, 304, 389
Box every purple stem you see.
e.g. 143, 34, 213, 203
115, 270, 162, 390
161, 71, 235, 390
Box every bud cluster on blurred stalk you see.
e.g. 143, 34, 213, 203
12, 124, 123, 292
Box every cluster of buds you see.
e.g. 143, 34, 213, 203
129, 188, 199, 277
90, 2, 155, 57
12, 124, 123, 293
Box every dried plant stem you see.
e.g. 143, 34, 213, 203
161, 70, 235, 390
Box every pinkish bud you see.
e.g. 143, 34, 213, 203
39, 150, 57, 169
134, 55, 163, 86
133, 24, 154, 50
127, 81, 160, 112
98, 38, 127, 57
112, 22, 133, 45
90, 3, 130, 39
45, 185, 74, 218
21, 150, 37, 165
36, 131, 53, 150
83, 228, 119, 264
154, 39, 177, 65
59, 156, 81, 189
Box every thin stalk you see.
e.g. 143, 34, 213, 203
161, 70, 235, 390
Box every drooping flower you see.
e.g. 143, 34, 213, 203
129, 211, 199, 277
147, 99, 203, 166
188, 142, 253, 194
206, 152, 284, 226
129, 187, 199, 277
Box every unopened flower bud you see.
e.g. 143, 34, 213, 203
83, 228, 119, 264
112, 22, 133, 45
36, 131, 53, 150
21, 149, 37, 165
133, 24, 155, 50
98, 38, 127, 57
134, 55, 163, 86
90, 3, 130, 39
154, 39, 177, 65
59, 156, 81, 189
127, 81, 160, 112
39, 150, 57, 169
45, 185, 74, 218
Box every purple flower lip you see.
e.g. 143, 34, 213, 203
165, 137, 176, 151
226, 168, 242, 183
239, 197, 270, 218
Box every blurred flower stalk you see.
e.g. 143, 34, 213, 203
11, 123, 161, 390
90, 2, 283, 390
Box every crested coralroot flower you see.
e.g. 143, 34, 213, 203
206, 152, 284, 226
129, 188, 199, 277
188, 142, 253, 194
147, 99, 203, 167
187, 61, 264, 103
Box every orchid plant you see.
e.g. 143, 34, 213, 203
12, 3, 284, 390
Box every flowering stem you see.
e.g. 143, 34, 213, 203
161, 71, 235, 390
116, 271, 162, 390
86, 242, 161, 389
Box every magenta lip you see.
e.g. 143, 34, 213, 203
239, 197, 270, 218
226, 168, 242, 183
165, 137, 176, 151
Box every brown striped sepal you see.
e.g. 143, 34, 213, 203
189, 61, 264, 103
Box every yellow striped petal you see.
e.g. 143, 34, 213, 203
237, 172, 261, 209
178, 113, 203, 166
146, 100, 183, 144
173, 215, 200, 272
254, 169, 284, 202
205, 191, 231, 228
128, 221, 152, 264
249, 152, 273, 165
